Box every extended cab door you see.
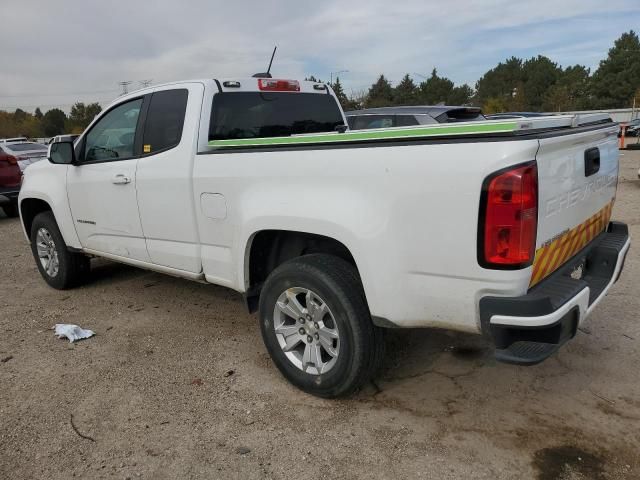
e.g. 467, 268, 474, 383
67, 96, 151, 262
135, 83, 204, 273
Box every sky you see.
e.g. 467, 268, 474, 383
1, 0, 639, 112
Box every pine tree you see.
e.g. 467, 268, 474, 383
543, 65, 590, 111
521, 56, 562, 111
419, 69, 454, 104
590, 30, 640, 108
393, 74, 418, 105
475, 57, 524, 108
331, 77, 350, 108
449, 85, 474, 105
365, 75, 394, 108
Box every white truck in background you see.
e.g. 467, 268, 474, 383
18, 77, 630, 397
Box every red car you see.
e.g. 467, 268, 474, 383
0, 141, 48, 217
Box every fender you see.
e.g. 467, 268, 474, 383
233, 184, 384, 314
18, 162, 82, 249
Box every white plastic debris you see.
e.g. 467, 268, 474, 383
54, 324, 95, 343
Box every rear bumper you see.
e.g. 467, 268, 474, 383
479, 222, 630, 365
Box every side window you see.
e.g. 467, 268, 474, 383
353, 115, 394, 130
83, 98, 143, 162
415, 114, 439, 125
142, 89, 188, 154
396, 115, 419, 127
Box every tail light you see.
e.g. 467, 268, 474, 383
3, 154, 19, 166
478, 161, 538, 269
257, 79, 300, 92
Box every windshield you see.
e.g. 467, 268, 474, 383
209, 92, 344, 140
5, 143, 47, 152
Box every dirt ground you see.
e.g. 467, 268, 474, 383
1, 153, 639, 480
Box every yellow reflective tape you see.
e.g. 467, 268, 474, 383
529, 199, 614, 287
543, 247, 563, 279
546, 230, 575, 275
532, 244, 555, 285
531, 247, 548, 282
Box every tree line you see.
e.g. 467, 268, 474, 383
327, 30, 640, 113
2, 30, 639, 138
0, 102, 102, 139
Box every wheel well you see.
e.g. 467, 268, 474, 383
20, 198, 52, 239
245, 230, 357, 312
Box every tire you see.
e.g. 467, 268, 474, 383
259, 254, 384, 398
2, 204, 19, 218
30, 211, 90, 289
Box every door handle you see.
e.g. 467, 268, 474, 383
584, 147, 600, 177
112, 174, 131, 185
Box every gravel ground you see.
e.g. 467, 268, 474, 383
1, 152, 639, 480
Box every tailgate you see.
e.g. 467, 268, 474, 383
530, 123, 619, 287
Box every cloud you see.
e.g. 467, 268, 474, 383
0, 0, 638, 111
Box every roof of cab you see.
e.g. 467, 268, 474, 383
100, 77, 332, 114
111, 77, 330, 100
215, 77, 331, 94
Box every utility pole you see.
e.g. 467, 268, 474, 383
632, 88, 640, 120
118, 81, 132, 96
139, 79, 153, 88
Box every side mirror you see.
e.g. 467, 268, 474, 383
48, 141, 76, 165
335, 124, 348, 134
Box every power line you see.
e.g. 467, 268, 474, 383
0, 77, 155, 110
0, 97, 116, 110
0, 89, 120, 98
0, 77, 156, 101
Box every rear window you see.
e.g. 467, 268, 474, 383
143, 89, 188, 154
209, 92, 343, 140
5, 143, 47, 152
434, 109, 484, 123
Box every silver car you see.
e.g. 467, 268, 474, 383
0, 141, 48, 171
48, 134, 80, 145
345, 106, 485, 130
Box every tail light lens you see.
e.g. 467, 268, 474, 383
479, 162, 538, 268
257, 79, 300, 92
3, 155, 19, 165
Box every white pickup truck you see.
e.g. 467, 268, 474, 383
18, 77, 630, 397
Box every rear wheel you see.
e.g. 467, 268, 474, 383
30, 211, 90, 289
259, 254, 384, 397
2, 204, 19, 218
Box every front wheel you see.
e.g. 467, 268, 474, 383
259, 254, 384, 398
30, 211, 90, 289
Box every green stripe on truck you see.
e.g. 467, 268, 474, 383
208, 122, 519, 147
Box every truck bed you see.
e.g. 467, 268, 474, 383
207, 114, 614, 150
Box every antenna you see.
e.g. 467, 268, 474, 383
266, 46, 277, 76
118, 81, 132, 95
252, 46, 277, 78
